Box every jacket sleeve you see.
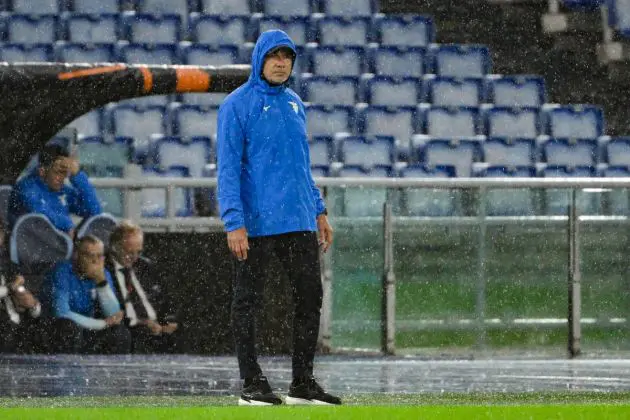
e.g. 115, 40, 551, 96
308, 168, 326, 216
96, 271, 120, 317
18, 184, 74, 232
67, 171, 102, 218
217, 102, 246, 232
51, 269, 107, 330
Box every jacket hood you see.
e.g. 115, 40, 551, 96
249, 30, 296, 91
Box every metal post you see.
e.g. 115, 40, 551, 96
568, 189, 582, 358
476, 187, 487, 348
318, 187, 334, 353
166, 184, 177, 218
381, 202, 396, 355
122, 163, 142, 220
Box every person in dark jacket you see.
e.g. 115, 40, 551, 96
7, 144, 102, 237
217, 30, 339, 406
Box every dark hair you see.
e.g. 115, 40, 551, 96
39, 144, 69, 169
75, 234, 102, 252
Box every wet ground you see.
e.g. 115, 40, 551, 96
1, 355, 630, 397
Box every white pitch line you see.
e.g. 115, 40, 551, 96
494, 374, 630, 382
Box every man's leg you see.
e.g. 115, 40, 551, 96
91, 324, 132, 354
50, 319, 84, 354
0, 312, 17, 353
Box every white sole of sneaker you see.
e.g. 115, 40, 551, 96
238, 398, 276, 406
285, 396, 334, 406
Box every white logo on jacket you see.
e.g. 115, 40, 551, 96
263, 105, 270, 112
289, 101, 299, 114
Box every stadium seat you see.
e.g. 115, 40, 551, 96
154, 136, 211, 177
544, 105, 604, 139
307, 45, 365, 76
563, 0, 604, 9
199, 0, 252, 16
602, 165, 630, 215
423, 106, 479, 138
7, 15, 59, 44
484, 107, 540, 139
300, 75, 359, 106
124, 13, 182, 44
117, 42, 178, 64
369, 46, 425, 77
423, 76, 483, 107
376, 15, 434, 48
77, 136, 130, 176
0, 44, 53, 62
474, 165, 536, 216
482, 138, 535, 166
180, 44, 239, 65
363, 75, 421, 106
255, 15, 311, 46
68, 0, 121, 13
337, 165, 392, 217
541, 138, 598, 166
320, 0, 375, 16
0, 185, 12, 224
338, 135, 395, 166
133, 0, 191, 19
542, 165, 599, 215
189, 15, 249, 46
142, 166, 194, 217
170, 105, 219, 138
605, 137, 630, 166
305, 104, 355, 136
179, 92, 228, 106
309, 135, 335, 166
12, 0, 60, 14
486, 75, 546, 108
64, 14, 120, 44
67, 109, 103, 137
606, 0, 630, 37
118, 95, 172, 107
400, 165, 457, 216
417, 139, 479, 177
310, 164, 330, 177
430, 44, 491, 78
109, 105, 166, 141
314, 16, 371, 46
75, 213, 119, 248
262, 0, 313, 16
358, 105, 417, 149
55, 43, 115, 63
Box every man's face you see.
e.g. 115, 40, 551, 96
116, 232, 144, 268
40, 158, 69, 192
76, 241, 105, 274
262, 48, 293, 85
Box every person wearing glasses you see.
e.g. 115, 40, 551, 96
40, 235, 130, 354
105, 220, 179, 354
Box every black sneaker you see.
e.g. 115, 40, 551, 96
238, 375, 283, 406
286, 375, 342, 405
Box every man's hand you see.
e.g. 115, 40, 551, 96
145, 319, 162, 336
63, 157, 81, 177
161, 322, 178, 335
317, 214, 333, 253
9, 275, 39, 312
105, 311, 124, 327
227, 227, 249, 261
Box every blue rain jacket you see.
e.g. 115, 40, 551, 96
217, 30, 325, 237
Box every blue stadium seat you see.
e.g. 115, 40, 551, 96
418, 139, 479, 177
68, 0, 121, 13
64, 14, 120, 44
423, 76, 482, 107
255, 15, 311, 46
12, 0, 60, 14
10, 214, 72, 272
602, 165, 630, 215
67, 109, 103, 137
7, 15, 59, 44
320, 0, 375, 16
179, 92, 228, 106
544, 105, 603, 139
606, 137, 630, 166
199, 0, 252, 16
142, 166, 193, 217
563, 0, 604, 9
542, 138, 598, 166
171, 104, 220, 138
310, 165, 330, 177
484, 107, 540, 139
109, 105, 166, 141
358, 105, 417, 147
608, 0, 630, 37
430, 45, 491, 78
376, 15, 434, 48
400, 165, 457, 216
338, 135, 395, 166
55, 43, 115, 63
337, 165, 392, 217
309, 135, 334, 166
542, 165, 599, 215
119, 95, 173, 108
190, 15, 249, 46
76, 213, 119, 247
301, 75, 358, 106
369, 46, 425, 77
262, 0, 313, 16
486, 75, 545, 108
474, 165, 536, 216
307, 45, 365, 76
306, 104, 354, 136
181, 44, 239, 65
124, 13, 182, 44
154, 136, 211, 177
363, 75, 421, 106
423, 106, 479, 138
314, 16, 371, 46
0, 44, 53, 62
482, 138, 535, 166
0, 185, 11, 224
78, 136, 130, 175
117, 42, 178, 64
133, 0, 191, 18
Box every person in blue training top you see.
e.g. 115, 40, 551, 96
8, 144, 102, 237
217, 30, 340, 406
40, 235, 130, 354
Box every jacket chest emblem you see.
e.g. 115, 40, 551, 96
288, 101, 299, 114
59, 194, 67, 206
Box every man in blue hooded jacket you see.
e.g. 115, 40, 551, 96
217, 30, 340, 406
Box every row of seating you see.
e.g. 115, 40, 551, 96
0, 13, 432, 46
555, 0, 630, 38
0, 0, 378, 17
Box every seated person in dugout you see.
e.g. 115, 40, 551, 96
7, 144, 102, 237
40, 235, 130, 354
105, 220, 179, 354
